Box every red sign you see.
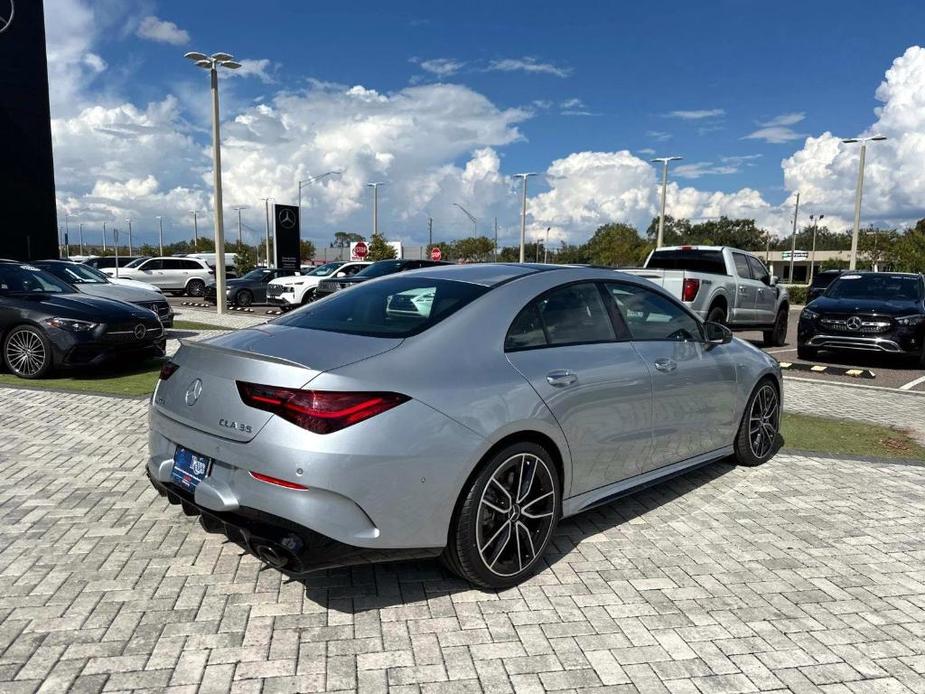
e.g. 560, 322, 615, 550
430, 246, 442, 261
354, 241, 368, 259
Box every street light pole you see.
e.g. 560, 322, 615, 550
233, 206, 248, 245
513, 173, 536, 263
544, 226, 550, 263
125, 218, 133, 255
367, 183, 383, 238
261, 197, 273, 267
156, 216, 164, 257
651, 156, 682, 248
190, 210, 200, 250
102, 222, 107, 252
453, 203, 478, 236
185, 51, 243, 315
789, 192, 800, 283
78, 223, 84, 256
842, 135, 887, 270
494, 217, 498, 262
809, 213, 824, 284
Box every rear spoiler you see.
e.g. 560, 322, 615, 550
176, 337, 308, 369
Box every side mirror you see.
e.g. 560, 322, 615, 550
704, 321, 733, 346
335, 272, 347, 278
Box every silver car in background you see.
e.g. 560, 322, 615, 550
147, 264, 782, 588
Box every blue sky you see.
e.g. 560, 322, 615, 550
48, 0, 925, 246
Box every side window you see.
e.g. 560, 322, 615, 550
505, 282, 616, 351
182, 260, 204, 270
607, 283, 702, 342
747, 256, 769, 284
732, 253, 752, 279
140, 259, 163, 271
344, 264, 363, 276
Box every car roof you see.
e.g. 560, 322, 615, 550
401, 262, 561, 287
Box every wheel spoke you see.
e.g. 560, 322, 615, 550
517, 455, 537, 502
521, 490, 553, 512
489, 476, 512, 507
486, 522, 512, 569
516, 521, 536, 565
478, 518, 511, 555
482, 498, 509, 515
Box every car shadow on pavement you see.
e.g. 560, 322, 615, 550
296, 454, 759, 613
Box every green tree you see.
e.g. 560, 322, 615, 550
859, 227, 900, 270
644, 215, 691, 246
586, 223, 649, 267
448, 236, 495, 262
893, 219, 925, 272
139, 243, 158, 258
333, 231, 364, 248
232, 241, 257, 274
300, 239, 316, 263
367, 233, 397, 260
554, 242, 591, 264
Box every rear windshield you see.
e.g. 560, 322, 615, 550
355, 260, 406, 278
646, 250, 728, 275
826, 274, 923, 301
273, 277, 488, 337
810, 272, 840, 289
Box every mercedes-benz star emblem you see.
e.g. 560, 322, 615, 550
0, 1, 13, 36
133, 324, 146, 340
278, 208, 296, 229
185, 379, 203, 407
846, 316, 863, 331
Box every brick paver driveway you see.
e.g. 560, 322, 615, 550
0, 387, 923, 693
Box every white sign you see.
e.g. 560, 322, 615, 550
781, 250, 809, 260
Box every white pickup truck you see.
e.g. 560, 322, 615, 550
623, 245, 790, 346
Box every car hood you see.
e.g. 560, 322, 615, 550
76, 283, 165, 303
12, 293, 159, 320
109, 277, 162, 292
271, 275, 317, 286
809, 296, 923, 316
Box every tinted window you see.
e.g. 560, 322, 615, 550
40, 263, 107, 284
181, 260, 203, 270
810, 271, 840, 289
746, 256, 769, 284
306, 262, 343, 277
505, 283, 616, 350
355, 261, 405, 278
0, 265, 75, 294
342, 264, 366, 276
607, 283, 702, 342
826, 274, 923, 301
274, 277, 487, 338
646, 250, 728, 275
140, 259, 164, 271
732, 253, 752, 279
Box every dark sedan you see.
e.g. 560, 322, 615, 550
0, 261, 165, 378
314, 259, 449, 300
204, 268, 297, 306
798, 271, 925, 365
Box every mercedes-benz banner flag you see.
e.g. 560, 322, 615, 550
274, 204, 301, 271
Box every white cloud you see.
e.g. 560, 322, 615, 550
136, 16, 190, 45
743, 112, 807, 143
761, 112, 805, 127
646, 130, 673, 142
224, 59, 277, 84
486, 57, 571, 78
673, 162, 739, 179
665, 108, 725, 120
414, 58, 466, 77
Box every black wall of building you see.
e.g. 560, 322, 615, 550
0, 0, 58, 260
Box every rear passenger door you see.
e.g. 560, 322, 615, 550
605, 282, 738, 470
731, 251, 758, 323
747, 256, 777, 324
136, 259, 165, 287
505, 282, 653, 495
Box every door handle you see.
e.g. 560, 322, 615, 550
546, 369, 577, 387
738, 286, 748, 293
653, 358, 677, 373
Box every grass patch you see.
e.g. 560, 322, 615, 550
0, 359, 163, 397
172, 320, 225, 331
781, 412, 925, 460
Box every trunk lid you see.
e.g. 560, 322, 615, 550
153, 324, 402, 442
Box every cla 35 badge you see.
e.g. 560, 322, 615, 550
219, 418, 253, 434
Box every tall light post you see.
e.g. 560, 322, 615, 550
788, 192, 800, 283
125, 218, 134, 255
185, 50, 242, 314
261, 197, 273, 267
544, 226, 551, 263
808, 213, 824, 284
453, 203, 478, 236
651, 156, 682, 248
102, 221, 107, 252
63, 210, 79, 259
156, 216, 164, 257
190, 210, 200, 250
513, 172, 536, 263
233, 206, 248, 245
842, 135, 886, 270
78, 223, 85, 256
298, 170, 342, 211
367, 182, 383, 238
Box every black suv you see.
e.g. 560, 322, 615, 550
798, 271, 925, 365
314, 259, 450, 299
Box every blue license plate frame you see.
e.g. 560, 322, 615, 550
171, 447, 212, 493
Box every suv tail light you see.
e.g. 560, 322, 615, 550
681, 278, 701, 302
159, 360, 180, 380
237, 382, 409, 434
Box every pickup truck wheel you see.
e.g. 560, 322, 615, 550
763, 308, 788, 347
707, 305, 727, 325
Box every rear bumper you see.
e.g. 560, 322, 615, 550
145, 468, 440, 576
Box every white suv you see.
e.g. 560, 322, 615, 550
267, 261, 371, 307
105, 257, 214, 296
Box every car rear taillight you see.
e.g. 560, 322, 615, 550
160, 360, 179, 380
681, 278, 701, 302
249, 471, 308, 491
236, 382, 410, 434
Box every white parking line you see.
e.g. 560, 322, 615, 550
899, 375, 925, 391
766, 347, 798, 354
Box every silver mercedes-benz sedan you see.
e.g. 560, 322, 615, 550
147, 264, 782, 588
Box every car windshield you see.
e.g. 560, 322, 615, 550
646, 250, 729, 275
274, 277, 488, 337
124, 257, 147, 268
825, 274, 923, 301
0, 264, 76, 294
355, 260, 405, 278
810, 272, 839, 288
46, 263, 108, 284
241, 269, 272, 281
305, 262, 343, 277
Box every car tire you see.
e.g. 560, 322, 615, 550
443, 441, 560, 589
236, 290, 253, 307
763, 308, 788, 347
186, 279, 206, 297
797, 345, 817, 361
733, 379, 780, 467
301, 288, 316, 305
3, 325, 53, 379
707, 304, 727, 326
